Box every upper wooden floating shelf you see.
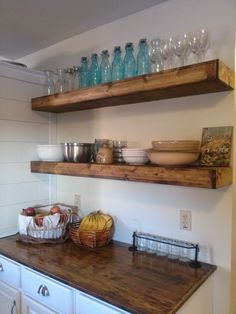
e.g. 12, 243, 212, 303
31, 161, 232, 189
32, 60, 234, 113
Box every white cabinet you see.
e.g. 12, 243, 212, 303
21, 295, 58, 314
21, 267, 73, 314
0, 256, 21, 314
0, 281, 20, 314
75, 291, 129, 314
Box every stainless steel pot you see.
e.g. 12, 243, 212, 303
63, 143, 92, 162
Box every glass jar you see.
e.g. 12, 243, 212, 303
136, 38, 151, 76
123, 43, 136, 79
44, 70, 55, 95
79, 57, 89, 88
55, 68, 68, 93
100, 50, 111, 84
94, 139, 113, 164
113, 140, 127, 163
111, 46, 124, 81
89, 53, 101, 86
73, 66, 80, 89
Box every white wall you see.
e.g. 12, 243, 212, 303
19, 0, 235, 313
0, 63, 54, 236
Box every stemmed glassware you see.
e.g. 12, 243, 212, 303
173, 33, 190, 67
161, 37, 175, 70
189, 29, 209, 63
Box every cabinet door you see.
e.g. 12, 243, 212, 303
76, 292, 129, 314
22, 294, 59, 314
0, 281, 20, 314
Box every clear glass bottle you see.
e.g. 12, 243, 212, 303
136, 38, 151, 76
89, 53, 101, 86
44, 70, 55, 95
55, 68, 68, 93
100, 50, 111, 84
123, 42, 136, 79
111, 46, 124, 81
79, 57, 89, 88
72, 66, 80, 89
65, 68, 74, 91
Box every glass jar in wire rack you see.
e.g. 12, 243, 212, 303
111, 46, 124, 81
100, 50, 112, 84
89, 53, 101, 86
136, 38, 151, 76
79, 57, 90, 88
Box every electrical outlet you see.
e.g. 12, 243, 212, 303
74, 193, 81, 209
180, 210, 192, 231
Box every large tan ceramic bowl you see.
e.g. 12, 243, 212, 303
152, 140, 200, 152
147, 149, 200, 166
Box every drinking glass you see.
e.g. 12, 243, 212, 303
167, 239, 180, 261
198, 28, 210, 61
161, 37, 174, 70
44, 70, 55, 95
188, 32, 201, 63
173, 33, 190, 67
156, 236, 168, 257
150, 38, 164, 72
137, 236, 148, 252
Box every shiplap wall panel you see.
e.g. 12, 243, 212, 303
0, 98, 49, 123
0, 64, 53, 237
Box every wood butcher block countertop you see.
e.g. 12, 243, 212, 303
0, 236, 216, 314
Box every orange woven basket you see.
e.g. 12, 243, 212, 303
69, 220, 113, 249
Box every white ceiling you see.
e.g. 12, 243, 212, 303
0, 0, 166, 60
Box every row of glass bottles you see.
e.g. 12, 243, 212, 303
45, 38, 151, 94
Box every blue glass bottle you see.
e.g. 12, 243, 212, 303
136, 38, 151, 76
111, 46, 124, 81
100, 50, 111, 84
123, 42, 136, 79
79, 57, 89, 88
89, 53, 101, 86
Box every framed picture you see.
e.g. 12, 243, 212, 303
200, 126, 233, 166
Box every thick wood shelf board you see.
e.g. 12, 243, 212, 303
31, 161, 232, 189
32, 60, 234, 113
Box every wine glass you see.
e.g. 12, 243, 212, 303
198, 28, 210, 61
173, 33, 190, 67
189, 32, 202, 63
161, 37, 175, 70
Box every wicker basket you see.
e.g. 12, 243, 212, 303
17, 203, 75, 244
69, 220, 113, 248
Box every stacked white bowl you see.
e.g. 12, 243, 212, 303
122, 148, 148, 165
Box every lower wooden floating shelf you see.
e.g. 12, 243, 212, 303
31, 161, 232, 189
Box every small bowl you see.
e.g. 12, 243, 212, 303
37, 144, 64, 162
146, 149, 200, 166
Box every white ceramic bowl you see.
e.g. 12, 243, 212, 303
37, 144, 64, 162
123, 156, 149, 165
152, 140, 200, 152
146, 149, 200, 166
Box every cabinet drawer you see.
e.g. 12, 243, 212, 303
0, 255, 20, 288
76, 291, 129, 314
21, 267, 73, 314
